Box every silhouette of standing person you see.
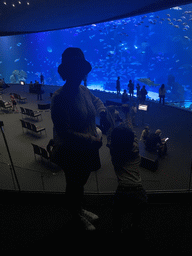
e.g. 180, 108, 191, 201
51, 47, 107, 230
136, 83, 140, 99
128, 80, 134, 98
116, 76, 120, 94
159, 84, 166, 105
140, 85, 147, 103
35, 81, 42, 100
40, 73, 44, 85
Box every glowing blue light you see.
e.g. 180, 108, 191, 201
134, 45, 138, 49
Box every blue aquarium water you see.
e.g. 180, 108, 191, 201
0, 3, 192, 105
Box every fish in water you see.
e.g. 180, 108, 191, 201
184, 36, 190, 40
130, 62, 142, 65
137, 78, 159, 86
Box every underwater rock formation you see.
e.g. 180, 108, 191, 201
10, 70, 27, 83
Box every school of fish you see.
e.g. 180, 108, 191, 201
0, 4, 192, 89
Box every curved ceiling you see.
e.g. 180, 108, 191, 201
0, 0, 192, 36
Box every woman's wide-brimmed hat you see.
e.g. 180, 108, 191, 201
58, 47, 92, 80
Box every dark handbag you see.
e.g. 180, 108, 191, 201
50, 144, 63, 167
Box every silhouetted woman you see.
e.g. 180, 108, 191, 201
51, 48, 106, 230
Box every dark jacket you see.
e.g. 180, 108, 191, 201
51, 84, 106, 171
145, 133, 162, 152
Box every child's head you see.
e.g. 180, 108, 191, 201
111, 125, 134, 151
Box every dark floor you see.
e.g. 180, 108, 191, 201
1, 191, 192, 253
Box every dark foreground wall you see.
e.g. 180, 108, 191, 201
1, 190, 192, 253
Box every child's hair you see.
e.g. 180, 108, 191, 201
111, 125, 134, 149
110, 125, 135, 164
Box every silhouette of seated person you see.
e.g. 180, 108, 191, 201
121, 104, 133, 130
0, 78, 9, 89
140, 126, 150, 144
145, 129, 167, 156
29, 81, 34, 93
122, 89, 129, 103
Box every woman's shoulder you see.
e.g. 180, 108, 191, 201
79, 84, 93, 97
79, 84, 89, 92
